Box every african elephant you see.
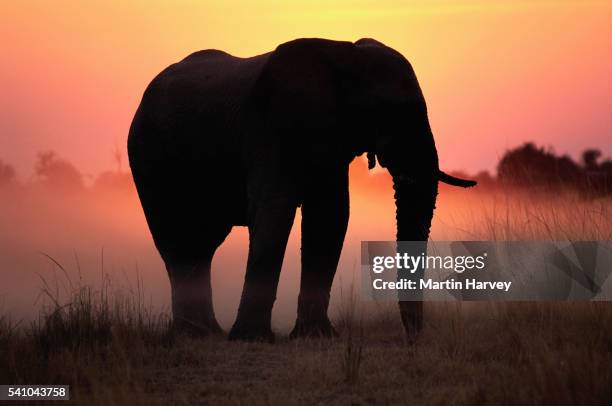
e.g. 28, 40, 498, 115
128, 38, 475, 342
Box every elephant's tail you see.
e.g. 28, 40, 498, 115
438, 171, 477, 188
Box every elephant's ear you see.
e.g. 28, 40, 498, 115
253, 39, 358, 127
353, 38, 423, 108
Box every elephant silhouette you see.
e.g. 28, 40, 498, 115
128, 38, 476, 342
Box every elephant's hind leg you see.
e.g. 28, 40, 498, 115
166, 253, 224, 337
135, 171, 231, 337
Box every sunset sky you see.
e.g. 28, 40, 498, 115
2, 0, 611, 179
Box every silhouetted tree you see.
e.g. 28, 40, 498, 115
497, 143, 611, 197
92, 171, 134, 192
582, 149, 602, 171
0, 159, 16, 186
600, 160, 612, 172
113, 144, 123, 172
581, 151, 611, 197
35, 151, 84, 192
497, 143, 582, 188
473, 170, 496, 189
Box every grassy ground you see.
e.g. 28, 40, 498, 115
2, 281, 612, 405
1, 190, 611, 405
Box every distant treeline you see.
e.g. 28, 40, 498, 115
461, 143, 611, 197
0, 151, 133, 193
1, 143, 611, 197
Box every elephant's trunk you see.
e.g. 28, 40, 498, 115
393, 174, 438, 337
393, 175, 437, 241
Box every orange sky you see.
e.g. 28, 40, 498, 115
2, 0, 611, 178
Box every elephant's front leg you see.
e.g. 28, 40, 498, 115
290, 166, 349, 338
229, 168, 297, 342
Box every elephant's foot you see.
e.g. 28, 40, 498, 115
229, 290, 276, 342
399, 301, 423, 342
173, 315, 223, 338
171, 296, 223, 337
228, 321, 275, 343
228, 303, 275, 342
289, 316, 338, 339
290, 293, 337, 339
169, 272, 223, 338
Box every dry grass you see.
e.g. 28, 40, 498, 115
1, 189, 612, 405
434, 188, 612, 241
3, 290, 612, 405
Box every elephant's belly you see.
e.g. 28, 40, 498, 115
215, 172, 248, 227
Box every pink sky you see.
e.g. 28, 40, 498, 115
1, 1, 611, 179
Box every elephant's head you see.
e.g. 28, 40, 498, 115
259, 37, 475, 240
349, 38, 476, 242
346, 38, 476, 334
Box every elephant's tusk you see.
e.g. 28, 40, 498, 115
438, 170, 477, 188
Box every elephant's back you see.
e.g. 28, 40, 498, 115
128, 51, 270, 229
128, 50, 270, 175
161, 49, 271, 109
